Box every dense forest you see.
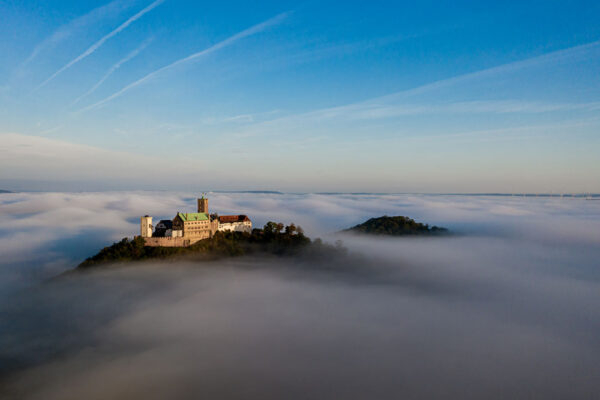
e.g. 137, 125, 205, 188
344, 216, 448, 236
78, 222, 344, 269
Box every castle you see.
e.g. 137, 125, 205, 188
140, 196, 252, 247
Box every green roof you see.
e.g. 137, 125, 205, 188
177, 212, 209, 222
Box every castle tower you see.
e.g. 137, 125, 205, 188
141, 215, 153, 237
197, 196, 209, 214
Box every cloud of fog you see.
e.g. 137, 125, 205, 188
1, 192, 599, 399
1, 190, 598, 286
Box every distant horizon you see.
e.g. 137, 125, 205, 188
2, 186, 599, 197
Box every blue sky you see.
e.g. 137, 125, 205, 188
1, 0, 599, 192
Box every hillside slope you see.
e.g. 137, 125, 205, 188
344, 216, 448, 236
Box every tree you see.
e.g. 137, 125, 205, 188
263, 221, 279, 234
285, 223, 297, 235
276, 223, 284, 233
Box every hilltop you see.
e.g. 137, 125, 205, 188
343, 216, 448, 236
77, 216, 448, 269
78, 222, 344, 269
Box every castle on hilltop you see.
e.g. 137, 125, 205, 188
140, 196, 252, 247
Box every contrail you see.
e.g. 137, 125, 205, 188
250, 38, 600, 125
22, 0, 126, 67
70, 37, 153, 107
35, 0, 165, 91
79, 11, 289, 113
378, 39, 600, 100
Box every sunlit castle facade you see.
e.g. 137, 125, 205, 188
140, 196, 252, 247
218, 215, 252, 232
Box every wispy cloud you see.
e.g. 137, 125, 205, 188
202, 109, 283, 125
35, 0, 166, 91
0, 132, 204, 184
378, 39, 600, 100
323, 39, 600, 115
79, 12, 289, 113
230, 39, 600, 136
38, 124, 64, 135
309, 100, 600, 121
269, 32, 423, 68
70, 37, 153, 107
21, 0, 129, 67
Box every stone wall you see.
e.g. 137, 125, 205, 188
143, 237, 204, 247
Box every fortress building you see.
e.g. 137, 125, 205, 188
141, 215, 153, 238
154, 220, 173, 237
218, 215, 252, 232
141, 196, 252, 247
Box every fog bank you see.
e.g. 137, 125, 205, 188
1, 192, 599, 399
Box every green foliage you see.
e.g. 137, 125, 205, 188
344, 216, 448, 236
78, 222, 338, 269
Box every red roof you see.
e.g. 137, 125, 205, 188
219, 215, 250, 223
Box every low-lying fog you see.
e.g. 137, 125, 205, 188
1, 192, 599, 399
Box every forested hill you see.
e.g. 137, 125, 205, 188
78, 222, 344, 269
343, 216, 448, 236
